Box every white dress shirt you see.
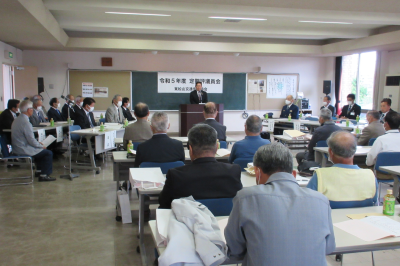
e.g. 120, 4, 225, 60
366, 129, 400, 166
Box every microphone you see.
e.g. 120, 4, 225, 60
61, 95, 73, 104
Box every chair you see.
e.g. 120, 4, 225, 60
233, 157, 253, 171
0, 135, 34, 186
140, 161, 185, 174
99, 118, 106, 123
368, 138, 376, 146
197, 198, 234, 216
219, 141, 227, 149
132, 142, 141, 150
374, 152, 400, 205
305, 117, 319, 121
316, 140, 330, 163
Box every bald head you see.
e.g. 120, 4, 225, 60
134, 102, 149, 119
203, 102, 218, 118
285, 95, 294, 105
327, 131, 356, 164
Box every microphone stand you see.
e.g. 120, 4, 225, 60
60, 96, 79, 181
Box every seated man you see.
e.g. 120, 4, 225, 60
228, 115, 270, 163
121, 97, 136, 121
11, 100, 55, 182
105, 94, 124, 123
73, 95, 85, 117
74, 97, 97, 129
0, 99, 20, 144
61, 94, 75, 121
225, 142, 335, 265
134, 111, 184, 167
47, 97, 65, 122
366, 112, 400, 200
29, 99, 47, 127
199, 102, 226, 141
159, 124, 242, 209
296, 109, 342, 164
274, 94, 299, 135
379, 98, 397, 123
123, 102, 153, 149
355, 110, 385, 146
31, 95, 48, 120
320, 95, 336, 116
338, 93, 361, 120
307, 131, 377, 208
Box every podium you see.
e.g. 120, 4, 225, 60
179, 104, 224, 137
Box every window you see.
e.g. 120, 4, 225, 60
340, 51, 377, 110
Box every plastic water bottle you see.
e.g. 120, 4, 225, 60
346, 119, 350, 127
383, 189, 395, 216
50, 118, 54, 127
299, 112, 303, 120
217, 140, 220, 149
127, 140, 134, 154
100, 113, 104, 119
356, 115, 360, 123
355, 126, 360, 134
265, 113, 268, 119
288, 114, 292, 122
99, 122, 105, 132
124, 118, 128, 128
67, 116, 71, 125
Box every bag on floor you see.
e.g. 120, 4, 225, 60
117, 189, 132, 224
297, 161, 320, 177
260, 132, 271, 141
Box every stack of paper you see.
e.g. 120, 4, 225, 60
216, 148, 230, 157
129, 168, 166, 189
41, 135, 56, 147
283, 130, 306, 139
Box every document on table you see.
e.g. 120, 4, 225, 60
129, 168, 165, 189
216, 148, 230, 157
283, 130, 305, 139
347, 213, 385, 220
334, 216, 400, 241
41, 135, 56, 147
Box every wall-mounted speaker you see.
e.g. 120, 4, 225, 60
38, 77, 44, 94
323, 80, 331, 95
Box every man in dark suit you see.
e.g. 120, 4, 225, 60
134, 111, 184, 167
190, 81, 208, 104
379, 98, 397, 124
338, 94, 361, 120
47, 97, 65, 122
159, 124, 242, 209
61, 94, 75, 121
121, 97, 136, 121
274, 95, 299, 135
74, 97, 96, 129
0, 99, 20, 144
199, 102, 226, 141
320, 95, 336, 116
73, 95, 85, 117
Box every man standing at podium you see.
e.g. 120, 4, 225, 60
190, 81, 208, 104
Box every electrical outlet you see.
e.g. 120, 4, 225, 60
49, 84, 54, 89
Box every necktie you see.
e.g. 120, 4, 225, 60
198, 92, 202, 103
38, 111, 44, 122
117, 108, 121, 122
347, 105, 352, 114
88, 113, 94, 128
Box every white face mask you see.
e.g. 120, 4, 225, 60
89, 106, 94, 112
17, 108, 20, 113
285, 100, 291, 105
347, 101, 353, 105
323, 101, 328, 106
79, 101, 83, 107
57, 103, 60, 108
117, 101, 122, 107
126, 103, 130, 108
37, 106, 42, 111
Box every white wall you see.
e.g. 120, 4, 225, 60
0, 41, 23, 110
22, 50, 331, 132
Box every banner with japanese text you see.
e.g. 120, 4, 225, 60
157, 72, 223, 93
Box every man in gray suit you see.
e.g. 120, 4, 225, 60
29, 99, 47, 126
356, 110, 385, 146
31, 95, 48, 121
105, 94, 125, 123
123, 102, 152, 149
225, 143, 335, 266
11, 100, 55, 182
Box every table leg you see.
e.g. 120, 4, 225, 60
315, 150, 327, 167
139, 193, 148, 266
85, 136, 101, 174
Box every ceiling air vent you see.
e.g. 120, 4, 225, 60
224, 19, 241, 22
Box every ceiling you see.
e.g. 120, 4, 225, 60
1, 0, 400, 56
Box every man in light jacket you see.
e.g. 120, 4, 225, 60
105, 94, 125, 123
356, 110, 385, 146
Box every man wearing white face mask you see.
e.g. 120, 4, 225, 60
274, 95, 299, 135
61, 94, 75, 121
121, 97, 136, 121
320, 95, 336, 116
47, 97, 65, 122
74, 97, 97, 129
29, 99, 47, 126
73, 95, 85, 116
338, 93, 361, 120
105, 94, 124, 123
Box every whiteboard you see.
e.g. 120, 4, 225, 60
266, 74, 298, 99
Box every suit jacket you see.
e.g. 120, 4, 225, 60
73, 104, 85, 118
11, 114, 43, 156
190, 90, 208, 104
29, 109, 46, 127
307, 121, 342, 161
379, 109, 397, 124
134, 134, 185, 167
61, 103, 76, 121
0, 109, 18, 144
339, 103, 361, 119
199, 119, 226, 141
280, 104, 299, 119
357, 120, 386, 146
320, 105, 336, 116
159, 157, 242, 209
105, 104, 125, 123
123, 119, 153, 149
47, 107, 65, 122
74, 109, 96, 130
122, 107, 136, 121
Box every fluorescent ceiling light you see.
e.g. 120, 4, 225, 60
209, 16, 266, 21
299, 21, 353, 24
105, 12, 171, 17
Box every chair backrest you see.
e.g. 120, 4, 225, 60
219, 141, 227, 149
99, 118, 106, 123
329, 198, 375, 209
197, 198, 234, 216
305, 117, 319, 121
132, 142, 142, 150
140, 161, 185, 174
368, 138, 376, 146
0, 134, 10, 157
69, 125, 82, 142
316, 140, 328, 147
267, 112, 273, 118
375, 152, 400, 175
233, 157, 253, 171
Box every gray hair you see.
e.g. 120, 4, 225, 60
113, 94, 122, 101
32, 99, 42, 106
253, 142, 293, 175
20, 100, 33, 113
246, 115, 262, 133
150, 111, 169, 132
75, 95, 82, 102
327, 131, 356, 158
320, 108, 332, 121
66, 94, 73, 100
188, 124, 217, 156
367, 110, 380, 120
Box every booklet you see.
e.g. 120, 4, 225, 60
41, 135, 56, 147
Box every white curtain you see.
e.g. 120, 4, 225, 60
2, 64, 13, 109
